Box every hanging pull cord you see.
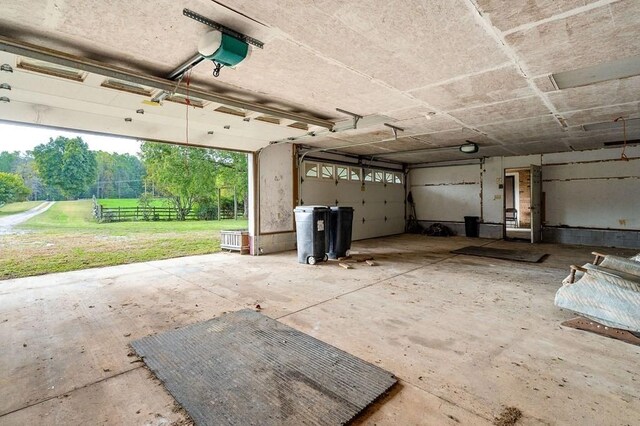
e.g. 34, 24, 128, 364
614, 116, 629, 161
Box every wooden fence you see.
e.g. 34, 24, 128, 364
92, 198, 236, 222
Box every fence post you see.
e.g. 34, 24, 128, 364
234, 186, 238, 220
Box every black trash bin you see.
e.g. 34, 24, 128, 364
328, 206, 354, 259
294, 206, 329, 264
464, 216, 480, 238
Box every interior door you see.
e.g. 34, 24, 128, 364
530, 164, 542, 243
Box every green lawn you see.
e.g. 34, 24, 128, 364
0, 201, 42, 217
98, 198, 168, 208
1, 200, 248, 280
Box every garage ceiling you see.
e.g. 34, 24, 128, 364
1, 0, 639, 162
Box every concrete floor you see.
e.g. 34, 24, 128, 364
1, 235, 639, 425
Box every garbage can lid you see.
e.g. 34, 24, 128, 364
294, 205, 329, 213
329, 206, 354, 211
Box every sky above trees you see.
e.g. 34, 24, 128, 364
0, 123, 141, 156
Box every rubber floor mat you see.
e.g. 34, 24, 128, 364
451, 246, 547, 263
132, 309, 397, 425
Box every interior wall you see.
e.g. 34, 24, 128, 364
409, 146, 640, 248
410, 164, 481, 222
254, 143, 297, 255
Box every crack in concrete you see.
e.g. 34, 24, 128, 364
0, 365, 143, 418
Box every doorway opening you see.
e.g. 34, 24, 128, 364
504, 168, 531, 241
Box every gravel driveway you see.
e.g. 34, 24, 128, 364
0, 202, 55, 234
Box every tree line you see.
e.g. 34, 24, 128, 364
0, 136, 248, 219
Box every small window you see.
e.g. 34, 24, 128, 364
363, 169, 373, 182
350, 168, 361, 181
394, 172, 403, 184
321, 164, 334, 179
385, 172, 394, 183
374, 170, 384, 182
336, 166, 348, 180
304, 162, 318, 178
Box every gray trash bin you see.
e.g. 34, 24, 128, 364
328, 206, 354, 259
294, 206, 329, 265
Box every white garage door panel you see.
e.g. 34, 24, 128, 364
365, 184, 389, 202
301, 162, 405, 241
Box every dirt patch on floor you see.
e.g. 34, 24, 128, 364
494, 406, 522, 426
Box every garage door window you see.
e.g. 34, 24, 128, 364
385, 172, 394, 183
394, 172, 403, 184
350, 168, 361, 181
321, 164, 334, 179
304, 162, 319, 178
363, 169, 373, 182
374, 170, 384, 183
336, 166, 349, 180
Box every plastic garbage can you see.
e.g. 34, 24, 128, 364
464, 216, 480, 238
328, 206, 354, 259
294, 206, 329, 264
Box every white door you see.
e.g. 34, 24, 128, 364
530, 164, 542, 243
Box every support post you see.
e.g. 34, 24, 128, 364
234, 186, 238, 220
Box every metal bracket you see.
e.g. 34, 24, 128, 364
0, 83, 10, 90
384, 123, 404, 140
0, 64, 12, 73
336, 108, 363, 130
183, 8, 264, 49
0, 96, 10, 103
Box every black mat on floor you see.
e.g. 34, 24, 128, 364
451, 246, 547, 263
132, 309, 397, 426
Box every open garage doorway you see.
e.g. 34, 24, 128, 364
0, 122, 249, 280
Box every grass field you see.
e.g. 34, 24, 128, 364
0, 200, 248, 280
0, 201, 42, 217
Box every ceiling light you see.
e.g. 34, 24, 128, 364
459, 141, 479, 153
551, 55, 640, 89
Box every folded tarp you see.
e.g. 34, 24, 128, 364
555, 253, 640, 333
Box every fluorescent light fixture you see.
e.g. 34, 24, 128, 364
583, 118, 640, 132
18, 59, 85, 81
552, 55, 640, 89
459, 141, 479, 153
